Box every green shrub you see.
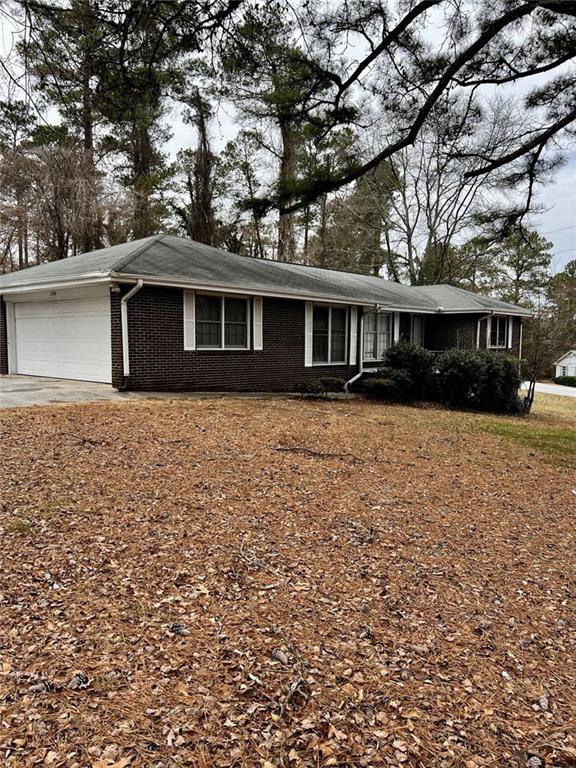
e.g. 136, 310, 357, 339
294, 378, 346, 398
383, 343, 435, 399
435, 349, 521, 413
320, 377, 346, 395
435, 349, 485, 407
479, 353, 522, 413
375, 367, 414, 401
294, 380, 323, 397
363, 377, 399, 400
554, 376, 576, 387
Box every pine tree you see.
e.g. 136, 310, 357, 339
492, 231, 552, 306
20, 0, 105, 252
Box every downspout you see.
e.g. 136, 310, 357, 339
119, 279, 144, 390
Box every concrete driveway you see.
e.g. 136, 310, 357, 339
0, 375, 293, 408
0, 375, 140, 408
529, 381, 576, 399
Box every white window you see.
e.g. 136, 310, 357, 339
311, 305, 348, 364
363, 312, 392, 361
411, 315, 424, 346
489, 316, 509, 349
194, 294, 250, 349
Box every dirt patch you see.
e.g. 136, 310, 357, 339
0, 398, 574, 767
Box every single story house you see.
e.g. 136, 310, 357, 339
0, 234, 531, 391
553, 351, 576, 379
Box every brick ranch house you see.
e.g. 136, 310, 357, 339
0, 234, 531, 392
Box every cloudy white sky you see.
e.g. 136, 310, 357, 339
533, 154, 576, 272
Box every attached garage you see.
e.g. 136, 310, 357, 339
6, 286, 111, 383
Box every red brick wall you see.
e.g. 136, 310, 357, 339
0, 297, 7, 375
116, 285, 359, 391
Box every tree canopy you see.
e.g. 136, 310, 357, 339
0, 0, 574, 301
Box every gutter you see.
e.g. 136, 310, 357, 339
119, 279, 144, 390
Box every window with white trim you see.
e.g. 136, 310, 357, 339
489, 316, 508, 349
312, 305, 347, 364
363, 312, 392, 361
196, 294, 249, 349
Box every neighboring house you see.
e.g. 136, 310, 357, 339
0, 234, 531, 391
553, 351, 576, 379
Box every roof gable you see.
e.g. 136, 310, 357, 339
554, 350, 576, 365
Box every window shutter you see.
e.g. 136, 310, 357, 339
183, 291, 196, 350
253, 297, 263, 350
349, 306, 357, 365
393, 311, 400, 343
507, 316, 513, 349
304, 302, 313, 367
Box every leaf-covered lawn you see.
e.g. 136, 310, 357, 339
0, 397, 575, 768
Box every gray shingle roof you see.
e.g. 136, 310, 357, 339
0, 234, 532, 315
410, 284, 531, 315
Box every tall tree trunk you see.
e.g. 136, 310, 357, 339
319, 193, 327, 266
303, 205, 309, 262
79, 63, 101, 253
23, 216, 29, 266
78, 0, 102, 253
16, 192, 24, 269
253, 212, 265, 259
17, 231, 23, 270
131, 120, 155, 239
277, 120, 296, 262
193, 101, 215, 245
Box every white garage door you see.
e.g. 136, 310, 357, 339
13, 292, 111, 383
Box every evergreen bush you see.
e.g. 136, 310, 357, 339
554, 376, 576, 387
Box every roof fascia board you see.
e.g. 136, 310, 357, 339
0, 274, 112, 295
